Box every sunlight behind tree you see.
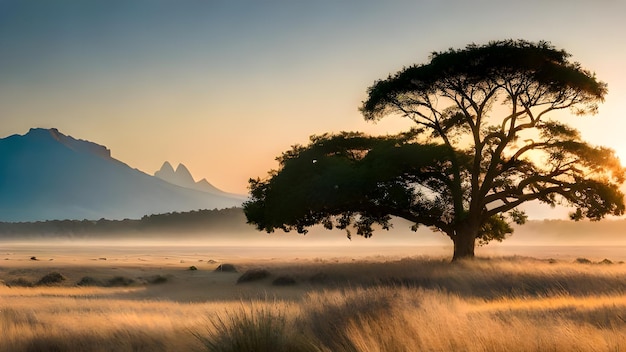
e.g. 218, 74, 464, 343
245, 40, 625, 260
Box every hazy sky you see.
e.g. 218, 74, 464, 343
1, 0, 625, 197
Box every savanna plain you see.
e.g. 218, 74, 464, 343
2, 241, 626, 352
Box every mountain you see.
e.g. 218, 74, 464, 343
0, 128, 245, 222
154, 161, 239, 197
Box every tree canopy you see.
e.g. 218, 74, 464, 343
244, 40, 625, 260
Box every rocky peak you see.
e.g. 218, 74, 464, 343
25, 128, 112, 159
174, 163, 195, 184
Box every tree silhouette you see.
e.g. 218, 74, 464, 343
244, 40, 625, 260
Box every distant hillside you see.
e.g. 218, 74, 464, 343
0, 128, 245, 222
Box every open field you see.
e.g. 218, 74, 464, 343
2, 242, 626, 351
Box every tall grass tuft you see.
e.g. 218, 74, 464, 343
194, 304, 317, 352
303, 287, 404, 352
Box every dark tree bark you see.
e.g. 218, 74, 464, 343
452, 228, 477, 261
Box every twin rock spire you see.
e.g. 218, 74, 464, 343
154, 161, 222, 194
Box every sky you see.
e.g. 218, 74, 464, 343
1, 0, 626, 203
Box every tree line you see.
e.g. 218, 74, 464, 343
0, 208, 248, 238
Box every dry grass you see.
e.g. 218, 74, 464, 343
301, 287, 626, 352
0, 289, 209, 351
1, 246, 626, 351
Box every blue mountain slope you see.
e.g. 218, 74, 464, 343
0, 128, 244, 221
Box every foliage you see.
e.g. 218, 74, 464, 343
246, 131, 462, 238
245, 40, 625, 259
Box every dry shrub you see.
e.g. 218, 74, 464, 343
194, 304, 316, 352
76, 276, 103, 286
303, 287, 404, 352
36, 272, 66, 286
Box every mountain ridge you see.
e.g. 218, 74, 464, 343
0, 128, 245, 222
154, 161, 237, 196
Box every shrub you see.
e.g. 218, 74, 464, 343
189, 266, 198, 271
36, 272, 66, 286
194, 305, 316, 352
302, 287, 400, 351
237, 269, 270, 284
77, 276, 103, 286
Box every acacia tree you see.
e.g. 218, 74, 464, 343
244, 40, 625, 260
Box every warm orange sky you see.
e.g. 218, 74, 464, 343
1, 1, 625, 201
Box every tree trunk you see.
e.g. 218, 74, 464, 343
452, 229, 476, 261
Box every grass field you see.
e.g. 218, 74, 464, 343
1, 242, 626, 351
